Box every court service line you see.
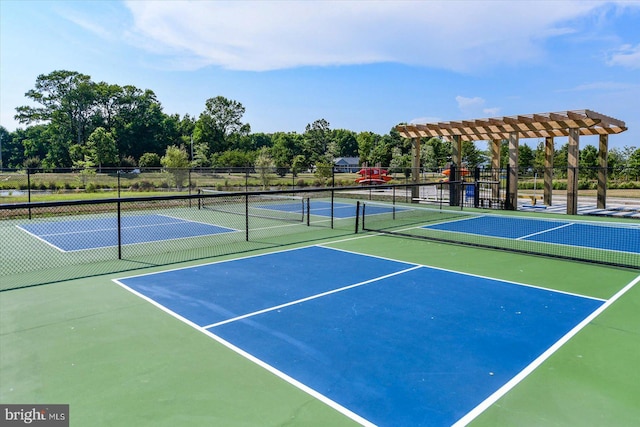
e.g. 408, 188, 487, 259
319, 244, 606, 302
202, 265, 423, 329
453, 273, 640, 427
31, 219, 193, 238
113, 277, 374, 427
517, 221, 574, 240
15, 225, 68, 252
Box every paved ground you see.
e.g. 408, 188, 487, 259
519, 195, 640, 219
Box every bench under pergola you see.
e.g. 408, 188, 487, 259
396, 109, 627, 214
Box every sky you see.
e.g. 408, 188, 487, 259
1, 0, 639, 151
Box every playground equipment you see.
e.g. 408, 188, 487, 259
355, 167, 393, 185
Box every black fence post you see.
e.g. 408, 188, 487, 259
331, 187, 335, 229
245, 193, 249, 241
117, 200, 122, 260
27, 168, 32, 219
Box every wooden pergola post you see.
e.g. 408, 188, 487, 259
507, 132, 519, 210
397, 110, 626, 213
411, 137, 421, 202
451, 135, 462, 205
544, 136, 554, 206
597, 134, 608, 209
567, 128, 580, 215
490, 139, 501, 199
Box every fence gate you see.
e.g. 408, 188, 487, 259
461, 167, 506, 209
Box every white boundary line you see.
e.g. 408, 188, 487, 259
517, 222, 574, 240
418, 216, 640, 257
112, 241, 628, 426
452, 273, 640, 427
16, 214, 239, 253
112, 275, 377, 427
203, 265, 422, 329
15, 224, 69, 252
319, 243, 606, 302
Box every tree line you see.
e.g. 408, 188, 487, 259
1, 69, 639, 178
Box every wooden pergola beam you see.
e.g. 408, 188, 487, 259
398, 109, 627, 213
398, 110, 627, 141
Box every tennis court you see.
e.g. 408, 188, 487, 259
1, 193, 639, 426
115, 246, 605, 426
422, 216, 640, 254
17, 214, 237, 251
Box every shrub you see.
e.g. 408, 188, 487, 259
85, 182, 97, 193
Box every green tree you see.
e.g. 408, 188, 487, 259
303, 119, 331, 163
291, 155, 306, 178
161, 145, 190, 190
462, 140, 486, 169
314, 160, 333, 185
211, 150, 254, 168
628, 147, 640, 176
254, 147, 274, 189
15, 70, 96, 148
518, 144, 534, 172
579, 144, 598, 179
194, 96, 249, 155
139, 152, 161, 168
357, 131, 377, 165
86, 127, 118, 171
1, 126, 25, 168
389, 147, 411, 178
111, 87, 168, 161
331, 129, 359, 157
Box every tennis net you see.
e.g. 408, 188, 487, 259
199, 189, 307, 223
360, 201, 640, 270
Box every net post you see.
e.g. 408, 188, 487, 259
27, 168, 32, 219
362, 203, 366, 230
117, 200, 122, 260
355, 201, 360, 233
245, 193, 249, 241
306, 197, 310, 226
331, 188, 334, 229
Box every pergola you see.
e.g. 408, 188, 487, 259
396, 109, 627, 214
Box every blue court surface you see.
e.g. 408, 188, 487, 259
424, 215, 640, 254
307, 201, 404, 219
18, 214, 236, 251
115, 246, 604, 426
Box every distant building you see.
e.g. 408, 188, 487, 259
333, 157, 360, 173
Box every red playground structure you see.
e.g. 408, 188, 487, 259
355, 167, 393, 185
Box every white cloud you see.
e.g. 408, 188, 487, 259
606, 43, 640, 69
456, 96, 485, 110
121, 0, 612, 72
564, 81, 640, 91
483, 108, 501, 117
410, 116, 443, 125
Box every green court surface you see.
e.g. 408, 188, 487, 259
1, 213, 639, 426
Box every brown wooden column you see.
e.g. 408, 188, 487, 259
451, 135, 462, 181
544, 136, 554, 206
411, 137, 421, 201
567, 128, 580, 215
490, 139, 500, 199
597, 134, 608, 209
507, 132, 519, 210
